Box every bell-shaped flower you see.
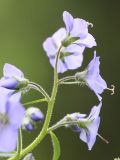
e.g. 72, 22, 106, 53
64, 102, 102, 150
75, 51, 108, 101
0, 63, 29, 90
79, 102, 102, 150
0, 88, 25, 152
43, 11, 96, 73
84, 52, 107, 101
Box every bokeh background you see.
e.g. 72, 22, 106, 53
0, 0, 120, 159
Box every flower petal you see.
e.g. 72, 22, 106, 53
52, 28, 67, 47
49, 57, 67, 73
66, 43, 85, 53
0, 78, 18, 89
75, 33, 97, 48
64, 53, 83, 70
3, 63, 24, 78
43, 37, 56, 57
8, 92, 25, 129
87, 117, 100, 150
88, 102, 102, 120
71, 18, 88, 38
0, 125, 18, 152
63, 11, 74, 33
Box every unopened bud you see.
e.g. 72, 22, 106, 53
23, 153, 35, 160
22, 117, 34, 132
26, 107, 44, 122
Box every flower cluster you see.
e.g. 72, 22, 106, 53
0, 10, 114, 159
43, 11, 96, 73
43, 11, 114, 150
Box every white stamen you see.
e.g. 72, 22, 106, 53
88, 22, 93, 28
107, 84, 115, 95
97, 133, 109, 144
95, 81, 115, 95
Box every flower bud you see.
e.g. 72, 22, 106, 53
22, 117, 34, 132
23, 153, 35, 160
26, 107, 44, 122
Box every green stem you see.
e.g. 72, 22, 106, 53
18, 45, 62, 158
47, 119, 89, 133
58, 75, 75, 84
23, 98, 46, 106
29, 82, 50, 101
60, 81, 80, 85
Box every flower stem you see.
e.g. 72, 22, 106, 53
29, 82, 50, 101
58, 75, 75, 84
17, 46, 62, 159
23, 98, 46, 106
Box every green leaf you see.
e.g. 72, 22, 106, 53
50, 131, 60, 160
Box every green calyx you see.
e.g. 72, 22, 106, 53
62, 36, 79, 47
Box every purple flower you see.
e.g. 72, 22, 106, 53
43, 11, 96, 73
79, 102, 102, 150
66, 102, 102, 150
75, 52, 114, 100
0, 63, 28, 90
85, 52, 107, 101
0, 88, 25, 152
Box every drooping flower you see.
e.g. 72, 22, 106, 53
64, 102, 102, 150
0, 88, 25, 152
85, 52, 107, 101
0, 63, 29, 90
79, 102, 102, 150
43, 11, 96, 73
75, 51, 108, 101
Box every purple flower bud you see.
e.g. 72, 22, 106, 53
22, 117, 34, 132
26, 107, 44, 122
25, 123, 34, 132
31, 111, 44, 122
23, 153, 35, 160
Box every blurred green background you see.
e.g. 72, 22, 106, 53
0, 0, 120, 159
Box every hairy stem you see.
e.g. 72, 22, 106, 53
16, 45, 62, 159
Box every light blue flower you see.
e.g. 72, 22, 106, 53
0, 88, 25, 152
85, 52, 107, 101
79, 102, 102, 150
43, 11, 96, 73
66, 102, 102, 150
0, 63, 28, 90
